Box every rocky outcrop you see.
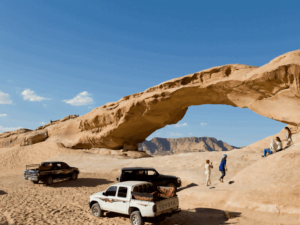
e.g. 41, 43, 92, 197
0, 129, 48, 148
2, 50, 300, 150
139, 137, 238, 155
43, 50, 300, 149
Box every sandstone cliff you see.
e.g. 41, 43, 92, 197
139, 137, 238, 155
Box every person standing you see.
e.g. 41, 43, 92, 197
204, 160, 213, 186
284, 127, 293, 146
219, 154, 227, 183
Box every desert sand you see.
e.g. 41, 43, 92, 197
1, 127, 300, 224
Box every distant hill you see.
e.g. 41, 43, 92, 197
139, 137, 239, 155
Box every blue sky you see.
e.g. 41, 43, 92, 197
0, 1, 299, 146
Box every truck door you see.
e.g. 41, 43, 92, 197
102, 186, 117, 211
114, 186, 129, 214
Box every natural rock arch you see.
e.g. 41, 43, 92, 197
44, 50, 300, 149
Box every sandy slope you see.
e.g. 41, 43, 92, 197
1, 129, 300, 224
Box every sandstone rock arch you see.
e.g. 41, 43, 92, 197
33, 50, 300, 149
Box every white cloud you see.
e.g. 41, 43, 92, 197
40, 122, 46, 125
174, 122, 187, 128
43, 104, 47, 107
88, 106, 93, 109
189, 132, 193, 135
169, 132, 183, 136
63, 91, 94, 106
0, 91, 13, 104
22, 89, 51, 101
200, 122, 207, 126
0, 126, 22, 132
0, 114, 7, 117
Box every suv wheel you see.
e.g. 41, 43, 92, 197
91, 203, 103, 217
71, 172, 78, 180
130, 211, 144, 225
46, 176, 53, 185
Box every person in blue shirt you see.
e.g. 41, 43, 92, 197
219, 154, 227, 183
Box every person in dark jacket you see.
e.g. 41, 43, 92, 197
219, 154, 227, 183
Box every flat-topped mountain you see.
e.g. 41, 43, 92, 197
139, 137, 238, 155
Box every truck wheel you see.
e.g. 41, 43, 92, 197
46, 176, 53, 185
130, 211, 144, 225
32, 180, 39, 184
91, 203, 103, 217
71, 172, 78, 180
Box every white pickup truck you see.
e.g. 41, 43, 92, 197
89, 181, 180, 225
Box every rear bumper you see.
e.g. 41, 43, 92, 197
24, 175, 39, 182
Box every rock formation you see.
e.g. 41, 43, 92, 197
1, 50, 300, 150
0, 129, 48, 148
139, 137, 238, 155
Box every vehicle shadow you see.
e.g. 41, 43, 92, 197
161, 208, 242, 225
177, 183, 198, 192
0, 190, 7, 195
104, 207, 241, 225
48, 178, 113, 188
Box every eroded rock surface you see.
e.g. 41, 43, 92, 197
0, 129, 48, 148
2, 50, 300, 150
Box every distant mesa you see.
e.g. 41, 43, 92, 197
139, 137, 239, 155
1, 50, 300, 150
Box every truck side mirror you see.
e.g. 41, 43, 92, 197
103, 192, 107, 196
116, 178, 119, 181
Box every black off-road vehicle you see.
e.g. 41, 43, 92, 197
116, 167, 181, 190
24, 161, 80, 185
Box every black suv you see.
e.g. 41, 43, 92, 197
24, 161, 80, 185
116, 167, 181, 189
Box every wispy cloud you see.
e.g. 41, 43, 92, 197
189, 132, 193, 135
174, 122, 187, 128
22, 89, 51, 101
200, 122, 207, 126
40, 122, 46, 125
0, 126, 22, 132
169, 132, 183, 136
0, 114, 7, 117
0, 91, 13, 104
64, 91, 94, 106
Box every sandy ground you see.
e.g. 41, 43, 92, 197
1, 170, 300, 225
1, 131, 300, 224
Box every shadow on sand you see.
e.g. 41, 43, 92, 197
0, 190, 7, 195
104, 207, 241, 225
47, 178, 113, 188
177, 183, 198, 192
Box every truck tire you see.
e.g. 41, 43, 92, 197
32, 180, 39, 184
71, 172, 78, 180
91, 203, 103, 217
130, 211, 144, 225
46, 176, 53, 185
